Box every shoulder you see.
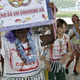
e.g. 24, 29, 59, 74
1, 35, 10, 45
64, 34, 69, 38
68, 29, 73, 33
53, 39, 59, 46
68, 29, 74, 37
64, 34, 69, 42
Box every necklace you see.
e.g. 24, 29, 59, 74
58, 35, 68, 53
15, 32, 37, 64
59, 40, 62, 53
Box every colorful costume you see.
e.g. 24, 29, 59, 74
65, 14, 80, 75
65, 28, 80, 75
1, 32, 43, 80
45, 34, 69, 80
68, 29, 80, 51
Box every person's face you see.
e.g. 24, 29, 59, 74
13, 28, 29, 38
57, 24, 66, 36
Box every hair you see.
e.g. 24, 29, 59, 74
57, 18, 67, 28
5, 31, 16, 43
5, 28, 32, 43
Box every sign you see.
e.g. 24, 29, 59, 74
0, 0, 53, 31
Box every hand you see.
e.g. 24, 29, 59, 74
72, 14, 79, 24
61, 54, 69, 64
48, 2, 58, 12
40, 54, 52, 72
72, 14, 80, 34
72, 49, 78, 56
70, 32, 76, 40
48, 3, 54, 8
40, 55, 46, 61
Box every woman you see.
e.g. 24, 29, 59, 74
65, 14, 80, 75
1, 28, 51, 80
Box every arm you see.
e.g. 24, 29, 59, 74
61, 40, 72, 64
70, 33, 76, 40
40, 55, 51, 72
68, 28, 76, 40
72, 14, 80, 34
0, 36, 4, 72
1, 54, 4, 72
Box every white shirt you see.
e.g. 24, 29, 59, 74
1, 34, 41, 77
52, 34, 69, 60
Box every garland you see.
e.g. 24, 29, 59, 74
6, 31, 38, 64
15, 32, 38, 64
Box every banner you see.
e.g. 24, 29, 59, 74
0, 0, 53, 31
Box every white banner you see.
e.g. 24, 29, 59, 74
0, 0, 53, 31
